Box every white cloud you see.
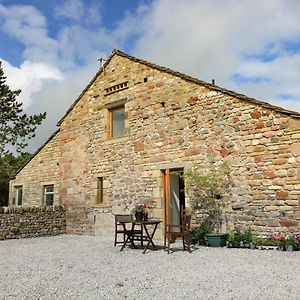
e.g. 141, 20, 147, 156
26, 63, 98, 152
1, 59, 63, 109
0, 4, 58, 64
56, 25, 117, 70
54, 0, 85, 21
2, 0, 300, 153
54, 0, 101, 24
0, 2, 114, 152
0, 4, 45, 27
133, 0, 300, 111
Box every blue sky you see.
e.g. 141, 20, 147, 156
1, 0, 300, 152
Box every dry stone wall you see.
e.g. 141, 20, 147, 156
0, 205, 66, 240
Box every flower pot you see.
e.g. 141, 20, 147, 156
286, 245, 294, 252
206, 233, 228, 247
241, 242, 251, 249
143, 212, 148, 221
135, 212, 143, 222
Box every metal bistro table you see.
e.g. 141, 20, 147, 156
120, 219, 162, 254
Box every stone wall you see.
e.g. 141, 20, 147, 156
10, 51, 300, 237
0, 205, 66, 240
9, 132, 60, 206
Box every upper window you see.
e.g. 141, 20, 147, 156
14, 186, 23, 206
110, 106, 125, 138
43, 185, 54, 206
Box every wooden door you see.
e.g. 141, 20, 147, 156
163, 169, 185, 229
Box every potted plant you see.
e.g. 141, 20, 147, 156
190, 224, 212, 246
285, 235, 294, 252
294, 234, 300, 251
131, 204, 150, 221
186, 161, 231, 247
269, 232, 286, 251
242, 228, 253, 248
227, 228, 253, 248
227, 229, 243, 248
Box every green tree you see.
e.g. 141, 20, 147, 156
0, 61, 46, 155
185, 161, 231, 232
0, 61, 46, 205
0, 152, 32, 206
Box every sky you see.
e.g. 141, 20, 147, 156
1, 0, 300, 153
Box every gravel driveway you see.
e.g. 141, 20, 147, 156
0, 235, 299, 300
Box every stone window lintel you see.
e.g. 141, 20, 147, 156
105, 98, 127, 110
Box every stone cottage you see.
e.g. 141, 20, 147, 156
9, 49, 300, 237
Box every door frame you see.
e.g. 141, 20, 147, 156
163, 168, 185, 229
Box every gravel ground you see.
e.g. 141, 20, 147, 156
0, 235, 299, 300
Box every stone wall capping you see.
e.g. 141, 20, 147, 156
0, 205, 64, 215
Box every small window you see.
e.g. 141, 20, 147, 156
97, 177, 103, 204
14, 186, 23, 206
109, 106, 125, 138
43, 185, 54, 206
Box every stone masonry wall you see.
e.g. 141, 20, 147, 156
0, 206, 66, 240
9, 132, 60, 206
10, 52, 300, 237
58, 53, 300, 237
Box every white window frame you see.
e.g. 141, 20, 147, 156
43, 185, 54, 206
14, 186, 23, 206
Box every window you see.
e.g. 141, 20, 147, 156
14, 186, 23, 206
109, 106, 125, 138
97, 177, 103, 204
43, 185, 54, 205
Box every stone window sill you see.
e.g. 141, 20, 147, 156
93, 203, 109, 208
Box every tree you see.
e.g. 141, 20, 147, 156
0, 61, 46, 205
0, 152, 32, 206
185, 161, 231, 232
0, 61, 46, 155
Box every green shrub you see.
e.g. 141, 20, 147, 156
191, 225, 212, 245
243, 228, 253, 244
185, 161, 231, 233
252, 236, 268, 246
227, 228, 253, 247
